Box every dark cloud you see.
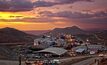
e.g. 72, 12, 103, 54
0, 0, 10, 10
39, 10, 107, 28
55, 0, 93, 4
33, 1, 57, 7
0, 0, 93, 12
76, 17, 107, 29
33, 0, 93, 7
0, 0, 33, 12
39, 11, 107, 19
10, 0, 33, 11
87, 17, 107, 24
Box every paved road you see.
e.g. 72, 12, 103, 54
0, 60, 25, 65
59, 55, 96, 62
72, 58, 96, 65
72, 57, 102, 65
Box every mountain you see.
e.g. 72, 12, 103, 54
0, 27, 37, 44
46, 26, 87, 36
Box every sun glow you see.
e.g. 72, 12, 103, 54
0, 12, 23, 19
0, 12, 36, 20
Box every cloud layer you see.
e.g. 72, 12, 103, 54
39, 10, 107, 19
0, 0, 33, 11
0, 0, 93, 12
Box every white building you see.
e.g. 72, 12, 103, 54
34, 36, 56, 48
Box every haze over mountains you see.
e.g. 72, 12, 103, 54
25, 30, 50, 35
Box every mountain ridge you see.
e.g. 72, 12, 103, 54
0, 27, 37, 43
46, 26, 88, 35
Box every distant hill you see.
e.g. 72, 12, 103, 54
95, 30, 107, 45
46, 26, 88, 36
0, 27, 37, 43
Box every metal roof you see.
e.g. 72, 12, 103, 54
76, 48, 85, 53
37, 47, 67, 55
73, 45, 106, 51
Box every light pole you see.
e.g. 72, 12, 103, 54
19, 54, 21, 65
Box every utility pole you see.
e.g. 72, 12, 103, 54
19, 54, 21, 65
18, 45, 22, 65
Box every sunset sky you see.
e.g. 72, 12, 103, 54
0, 0, 107, 30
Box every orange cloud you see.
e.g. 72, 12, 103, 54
0, 22, 54, 30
